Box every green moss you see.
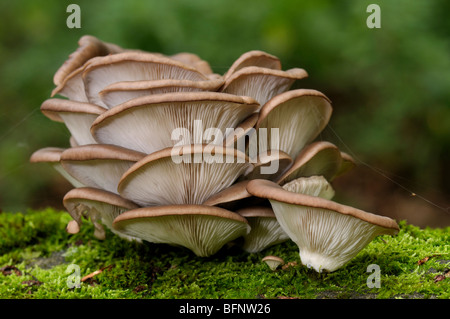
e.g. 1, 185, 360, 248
0, 210, 448, 299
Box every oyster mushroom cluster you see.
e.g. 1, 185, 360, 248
31, 35, 399, 271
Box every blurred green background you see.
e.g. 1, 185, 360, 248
0, 0, 449, 227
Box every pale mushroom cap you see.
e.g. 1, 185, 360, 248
203, 180, 252, 207
113, 204, 250, 257
276, 141, 344, 185
82, 51, 210, 107
261, 255, 285, 271
243, 150, 293, 181
221, 66, 308, 108
90, 91, 260, 154
99, 78, 225, 108
224, 50, 282, 80
246, 179, 399, 272
236, 206, 289, 253
60, 144, 145, 194
53, 35, 124, 86
30, 147, 65, 163
256, 89, 332, 160
169, 52, 214, 75
40, 98, 105, 145
63, 187, 140, 241
52, 68, 89, 102
29, 147, 84, 188
282, 176, 335, 200
118, 144, 254, 207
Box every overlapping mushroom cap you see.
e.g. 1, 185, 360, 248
247, 176, 399, 272
30, 35, 398, 263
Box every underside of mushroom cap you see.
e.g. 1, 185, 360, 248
236, 206, 289, 253
112, 204, 250, 257
53, 35, 124, 87
256, 89, 333, 160
276, 141, 347, 185
243, 150, 293, 181
60, 144, 145, 194
99, 78, 225, 108
246, 178, 399, 272
224, 50, 282, 80
63, 187, 140, 240
29, 147, 85, 188
82, 51, 211, 107
90, 91, 260, 154
40, 98, 105, 145
221, 66, 308, 108
281, 175, 336, 200
118, 144, 254, 207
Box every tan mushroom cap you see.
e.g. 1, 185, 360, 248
224, 50, 282, 80
60, 144, 145, 194
90, 91, 260, 154
112, 204, 250, 257
52, 67, 88, 102
203, 180, 252, 207
282, 176, 336, 200
40, 98, 105, 145
63, 187, 140, 240
246, 178, 399, 272
82, 51, 211, 107
243, 150, 293, 181
29, 147, 84, 188
261, 255, 285, 271
236, 206, 289, 253
256, 89, 333, 160
118, 144, 254, 207
53, 35, 124, 87
247, 179, 399, 230
221, 66, 308, 108
99, 78, 225, 108
170, 52, 215, 75
275, 141, 345, 185
30, 147, 65, 163
223, 113, 259, 150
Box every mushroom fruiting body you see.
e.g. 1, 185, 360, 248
247, 177, 399, 272
236, 206, 289, 253
262, 255, 285, 271
113, 204, 250, 257
30, 36, 397, 266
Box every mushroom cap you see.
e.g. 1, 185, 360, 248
256, 89, 332, 160
60, 144, 145, 194
112, 204, 250, 257
52, 67, 89, 102
281, 176, 335, 200
243, 150, 293, 181
40, 98, 105, 145
261, 255, 285, 271
53, 35, 124, 87
169, 52, 215, 75
30, 147, 65, 163
221, 66, 308, 108
223, 113, 259, 150
118, 144, 254, 207
276, 141, 345, 185
246, 178, 399, 272
29, 147, 84, 188
99, 78, 225, 108
82, 51, 210, 107
236, 206, 289, 253
90, 91, 260, 154
224, 50, 282, 80
63, 187, 140, 241
203, 180, 252, 207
